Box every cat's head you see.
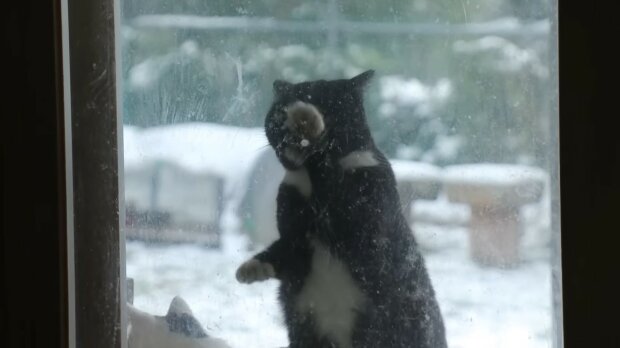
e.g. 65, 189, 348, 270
265, 70, 375, 169
127, 296, 230, 348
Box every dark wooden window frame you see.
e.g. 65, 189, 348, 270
64, 0, 127, 346
4, 0, 126, 347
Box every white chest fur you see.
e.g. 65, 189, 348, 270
282, 168, 312, 198
295, 240, 367, 348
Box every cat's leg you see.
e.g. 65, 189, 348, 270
237, 174, 314, 280
235, 258, 276, 284
236, 238, 287, 283
236, 229, 313, 284
237, 174, 313, 284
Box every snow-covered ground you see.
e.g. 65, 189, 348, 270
124, 122, 554, 348
127, 223, 552, 348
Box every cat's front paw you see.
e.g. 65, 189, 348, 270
236, 259, 276, 284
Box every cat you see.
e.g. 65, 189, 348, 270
127, 296, 230, 348
236, 70, 447, 348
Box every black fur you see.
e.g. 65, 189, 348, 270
244, 70, 447, 348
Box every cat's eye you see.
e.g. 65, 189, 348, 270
19, 0, 617, 347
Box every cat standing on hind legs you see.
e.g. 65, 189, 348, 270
236, 70, 447, 348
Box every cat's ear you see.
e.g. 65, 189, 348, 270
167, 296, 193, 316
273, 80, 293, 96
349, 70, 375, 90
165, 296, 211, 340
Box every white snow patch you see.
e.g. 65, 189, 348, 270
124, 123, 266, 186
379, 76, 452, 117
412, 193, 471, 228
433, 135, 463, 161
123, 123, 268, 231
123, 127, 554, 348
442, 163, 547, 188
127, 40, 203, 90
127, 227, 553, 348
390, 159, 442, 182
453, 35, 548, 78
127, 233, 288, 348
129, 57, 171, 89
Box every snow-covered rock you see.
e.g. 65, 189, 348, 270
123, 123, 268, 233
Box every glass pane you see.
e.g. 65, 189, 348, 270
120, 1, 559, 347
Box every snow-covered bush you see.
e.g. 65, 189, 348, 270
375, 76, 458, 164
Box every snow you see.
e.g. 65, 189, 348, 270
127, 40, 203, 90
124, 123, 266, 177
390, 159, 442, 182
443, 163, 548, 188
128, 15, 549, 37
426, 229, 552, 348
379, 76, 453, 117
433, 135, 463, 161
453, 35, 548, 78
127, 225, 553, 348
127, 234, 287, 348
123, 123, 268, 231
124, 123, 266, 194
413, 194, 470, 228
124, 126, 554, 348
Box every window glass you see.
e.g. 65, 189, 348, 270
121, 1, 559, 347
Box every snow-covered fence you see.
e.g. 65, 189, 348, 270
129, 15, 549, 39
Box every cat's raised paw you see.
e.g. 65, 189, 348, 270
236, 259, 275, 284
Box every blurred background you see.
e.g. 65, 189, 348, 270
120, 1, 559, 347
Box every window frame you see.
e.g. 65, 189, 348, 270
558, 1, 619, 348
62, 0, 127, 347
4, 0, 127, 347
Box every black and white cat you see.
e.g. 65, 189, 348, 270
236, 70, 447, 348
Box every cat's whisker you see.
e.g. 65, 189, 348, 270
253, 143, 271, 152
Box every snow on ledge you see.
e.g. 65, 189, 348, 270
390, 159, 442, 182
442, 163, 547, 187
123, 123, 267, 177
